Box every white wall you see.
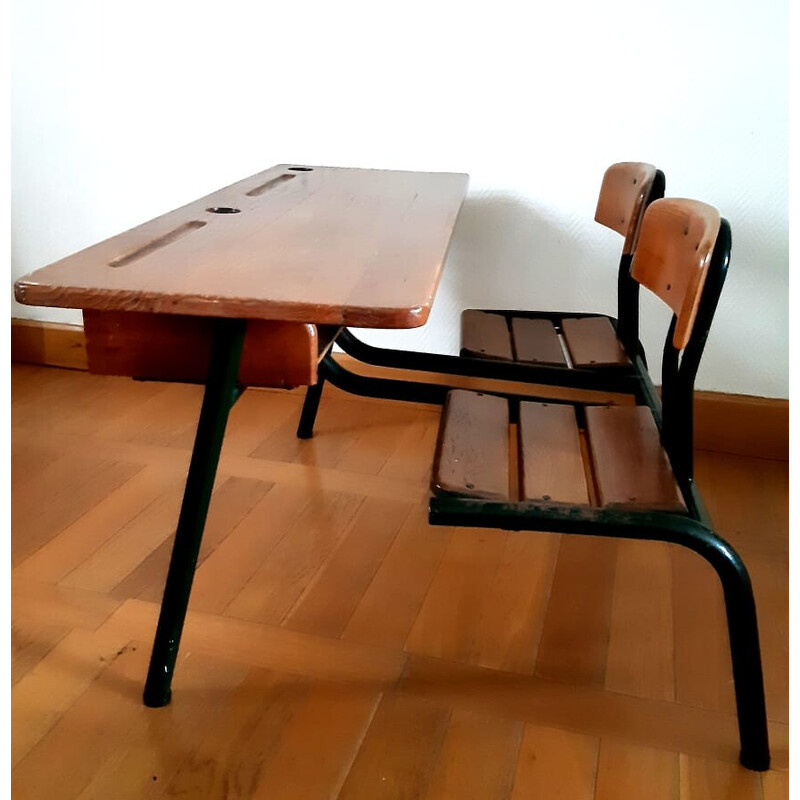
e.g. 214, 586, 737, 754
11, 0, 789, 397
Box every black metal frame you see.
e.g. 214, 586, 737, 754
296, 213, 770, 772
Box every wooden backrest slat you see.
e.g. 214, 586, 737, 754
432, 390, 510, 500
510, 318, 567, 365
594, 163, 659, 254
518, 402, 589, 503
631, 198, 721, 350
460, 310, 513, 360
561, 317, 630, 368
585, 406, 685, 511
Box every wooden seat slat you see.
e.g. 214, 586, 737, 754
432, 390, 510, 500
518, 402, 589, 503
511, 318, 568, 366
460, 311, 513, 360
585, 406, 685, 511
562, 317, 630, 368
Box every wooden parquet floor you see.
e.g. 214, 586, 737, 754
10, 364, 789, 799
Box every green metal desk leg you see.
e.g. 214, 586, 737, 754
143, 317, 247, 707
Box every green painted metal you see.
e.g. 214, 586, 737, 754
143, 317, 247, 707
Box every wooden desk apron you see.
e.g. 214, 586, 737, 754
15, 164, 469, 386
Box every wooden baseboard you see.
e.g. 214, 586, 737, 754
11, 318, 88, 371
11, 318, 788, 460
693, 391, 788, 461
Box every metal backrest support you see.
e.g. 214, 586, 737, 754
631, 198, 731, 480
593, 162, 666, 356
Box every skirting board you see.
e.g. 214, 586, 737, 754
10, 318, 788, 461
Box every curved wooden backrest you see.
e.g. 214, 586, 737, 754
594, 162, 659, 254
631, 198, 722, 350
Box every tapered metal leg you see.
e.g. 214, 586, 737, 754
715, 549, 771, 771
296, 374, 326, 439
143, 318, 246, 707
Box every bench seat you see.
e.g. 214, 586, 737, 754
461, 310, 631, 368
432, 389, 684, 513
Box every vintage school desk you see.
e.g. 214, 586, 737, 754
14, 164, 470, 706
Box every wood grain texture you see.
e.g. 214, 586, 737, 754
15, 165, 469, 328
425, 709, 522, 799
594, 739, 679, 800
12, 641, 151, 800
535, 536, 618, 686
586, 404, 685, 511
518, 401, 589, 503
10, 365, 789, 797
11, 627, 130, 769
631, 198, 722, 350
432, 389, 510, 500
510, 724, 599, 800
694, 391, 788, 460
405, 528, 511, 664
161, 667, 308, 799
336, 693, 451, 800
460, 309, 513, 360
399, 655, 788, 770
10, 318, 88, 370
10, 578, 123, 632
11, 453, 144, 566
245, 681, 381, 800
342, 504, 453, 650
72, 650, 248, 800
283, 496, 411, 638
761, 768, 789, 800
224, 491, 365, 625
679, 753, 763, 800
468, 530, 560, 674
84, 309, 334, 388
594, 162, 658, 253
98, 598, 405, 687
112, 475, 273, 602
10, 617, 69, 686
694, 451, 789, 723
605, 540, 675, 702
510, 316, 567, 365
562, 316, 630, 367
672, 546, 737, 715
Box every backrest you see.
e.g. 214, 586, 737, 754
630, 197, 731, 481
631, 198, 722, 350
593, 162, 666, 356
595, 162, 663, 254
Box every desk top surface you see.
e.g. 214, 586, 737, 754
15, 165, 469, 328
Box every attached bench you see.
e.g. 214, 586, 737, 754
434, 391, 682, 510
430, 198, 771, 773
459, 162, 664, 372
461, 311, 630, 368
